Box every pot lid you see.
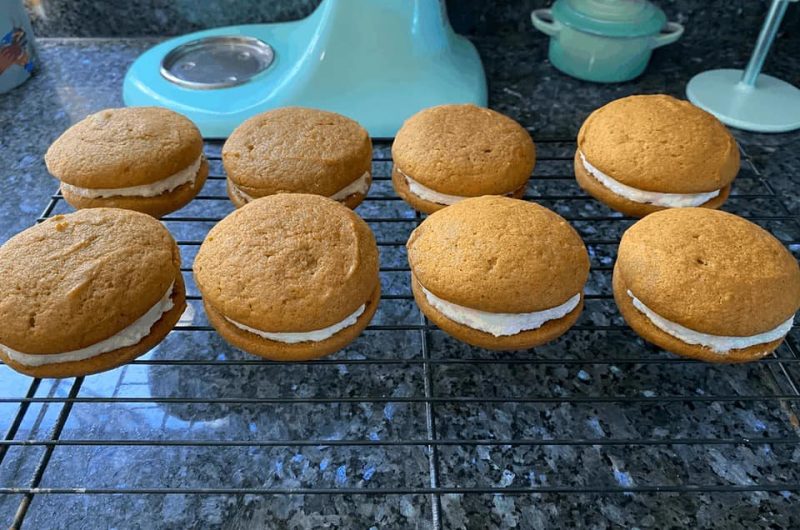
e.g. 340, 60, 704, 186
552, 0, 667, 38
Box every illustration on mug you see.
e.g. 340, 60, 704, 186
0, 25, 35, 75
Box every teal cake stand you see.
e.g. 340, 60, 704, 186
687, 0, 800, 133
123, 0, 487, 139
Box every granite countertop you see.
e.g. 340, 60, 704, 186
1, 30, 799, 529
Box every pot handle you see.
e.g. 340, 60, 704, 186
531, 9, 562, 37
651, 21, 684, 48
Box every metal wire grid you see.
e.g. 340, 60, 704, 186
0, 137, 799, 529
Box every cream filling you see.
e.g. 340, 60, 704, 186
226, 304, 366, 344
62, 156, 202, 199
399, 168, 517, 206
421, 286, 581, 337
330, 171, 371, 201
0, 283, 175, 367
399, 168, 466, 206
579, 152, 720, 207
627, 290, 794, 353
228, 180, 253, 203
230, 171, 370, 203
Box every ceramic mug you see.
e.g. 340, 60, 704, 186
532, 8, 683, 83
0, 0, 36, 93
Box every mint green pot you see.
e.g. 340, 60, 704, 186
531, 0, 683, 83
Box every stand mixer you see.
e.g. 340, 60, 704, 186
123, 0, 487, 138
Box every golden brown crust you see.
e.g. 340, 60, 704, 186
226, 173, 369, 211
412, 277, 581, 351
330, 186, 368, 210
407, 196, 589, 313
194, 194, 379, 331
577, 94, 739, 193
574, 151, 730, 217
204, 284, 379, 361
0, 208, 181, 353
616, 208, 800, 336
391, 104, 535, 197
391, 166, 526, 214
0, 273, 186, 377
222, 107, 372, 197
61, 157, 209, 218
613, 269, 781, 363
45, 107, 203, 188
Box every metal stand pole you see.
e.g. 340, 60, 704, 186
740, 0, 790, 87
686, 0, 800, 133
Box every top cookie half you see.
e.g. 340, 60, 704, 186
0, 208, 180, 354
194, 194, 379, 332
222, 107, 372, 197
577, 94, 739, 193
407, 196, 588, 313
617, 208, 800, 336
45, 107, 203, 188
392, 104, 536, 196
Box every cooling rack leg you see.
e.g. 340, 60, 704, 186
0, 379, 40, 468
415, 210, 443, 530
10, 377, 83, 530
421, 324, 443, 529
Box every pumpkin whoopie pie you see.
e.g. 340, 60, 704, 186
222, 107, 372, 209
392, 104, 536, 214
194, 194, 380, 360
0, 208, 186, 378
575, 94, 739, 217
407, 196, 589, 350
46, 107, 208, 218
614, 208, 800, 363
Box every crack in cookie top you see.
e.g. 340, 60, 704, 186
0, 208, 180, 354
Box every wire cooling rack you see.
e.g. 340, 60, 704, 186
1, 138, 799, 529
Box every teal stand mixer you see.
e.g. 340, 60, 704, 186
122, 0, 487, 138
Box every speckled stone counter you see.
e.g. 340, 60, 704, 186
1, 29, 799, 529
